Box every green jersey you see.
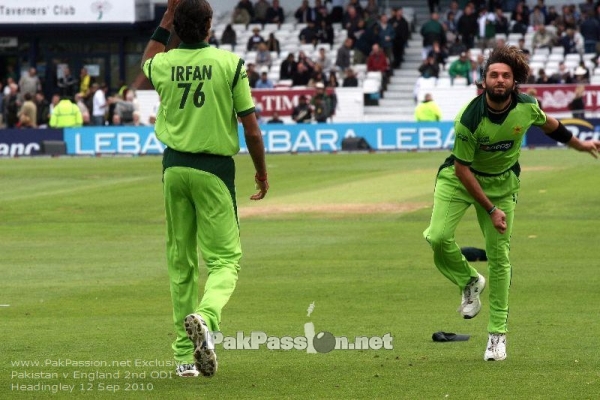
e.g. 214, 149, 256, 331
452, 93, 546, 175
143, 42, 255, 156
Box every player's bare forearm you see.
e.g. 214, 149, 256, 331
454, 161, 507, 233
241, 113, 269, 200
541, 115, 600, 158
454, 161, 493, 211
141, 0, 178, 66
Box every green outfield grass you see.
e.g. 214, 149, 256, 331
1, 149, 598, 399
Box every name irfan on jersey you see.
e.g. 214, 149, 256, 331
171, 65, 213, 81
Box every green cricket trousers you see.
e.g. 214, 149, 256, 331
423, 165, 520, 334
162, 150, 241, 364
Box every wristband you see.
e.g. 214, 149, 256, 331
487, 205, 497, 215
547, 121, 573, 144
151, 26, 171, 46
255, 173, 268, 182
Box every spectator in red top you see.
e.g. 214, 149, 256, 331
367, 44, 390, 89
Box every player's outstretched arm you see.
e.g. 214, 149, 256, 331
542, 115, 600, 158
141, 0, 179, 66
240, 113, 269, 200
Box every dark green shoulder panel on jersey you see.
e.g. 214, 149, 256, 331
147, 58, 154, 87
238, 107, 255, 117
517, 92, 537, 104
459, 94, 485, 134
232, 59, 245, 90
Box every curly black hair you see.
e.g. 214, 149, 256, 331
476, 45, 530, 93
173, 0, 213, 44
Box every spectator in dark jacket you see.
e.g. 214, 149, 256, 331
280, 53, 297, 80
266, 0, 285, 24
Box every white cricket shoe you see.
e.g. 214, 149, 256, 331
484, 333, 507, 361
184, 314, 218, 377
175, 363, 199, 377
460, 273, 486, 319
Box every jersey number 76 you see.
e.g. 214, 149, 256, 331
177, 82, 206, 109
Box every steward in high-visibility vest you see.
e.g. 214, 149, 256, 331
414, 93, 442, 122
49, 98, 83, 128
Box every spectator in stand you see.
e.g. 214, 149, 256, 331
18, 93, 37, 128
34, 91, 50, 128
342, 68, 359, 87
363, 0, 379, 21
48, 93, 60, 116
448, 51, 473, 85
307, 64, 327, 88
311, 82, 336, 122
448, 36, 468, 56
391, 7, 410, 69
91, 83, 108, 126
517, 38, 531, 58
569, 84, 586, 118
353, 21, 375, 64
579, 11, 600, 54
49, 96, 83, 128
4, 83, 20, 128
551, 61, 575, 83
114, 90, 137, 125
326, 69, 339, 88
232, 6, 251, 25
574, 63, 590, 83
378, 14, 396, 65
265, 33, 280, 56
335, 37, 353, 72
580, 0, 595, 17
266, 0, 285, 25
19, 67, 41, 99
418, 54, 440, 79
316, 19, 335, 48
57, 66, 78, 100
511, 1, 530, 25
494, 7, 509, 36
428, 41, 448, 70
221, 24, 237, 50
421, 12, 446, 60
267, 111, 284, 124
292, 62, 312, 86
367, 43, 389, 76
295, 0, 314, 24
236, 0, 254, 22
529, 5, 546, 27
457, 4, 478, 51
291, 95, 312, 123
297, 50, 315, 70
414, 93, 442, 122
446, 1, 462, 22
559, 5, 578, 30
255, 42, 272, 71
560, 28, 582, 56
299, 21, 318, 46
477, 6, 497, 50
255, 69, 274, 89
536, 68, 556, 84
546, 5, 559, 26
246, 63, 260, 88
510, 12, 528, 36
343, 6, 362, 41
443, 11, 458, 44
532, 24, 557, 50
131, 111, 145, 126
247, 27, 265, 51
253, 0, 269, 25
208, 30, 219, 47
74, 93, 90, 125
280, 53, 297, 80
315, 47, 332, 72
79, 67, 92, 97
526, 87, 542, 109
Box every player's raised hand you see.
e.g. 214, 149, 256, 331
167, 0, 181, 12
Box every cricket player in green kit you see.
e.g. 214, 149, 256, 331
423, 46, 600, 361
141, 0, 268, 377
